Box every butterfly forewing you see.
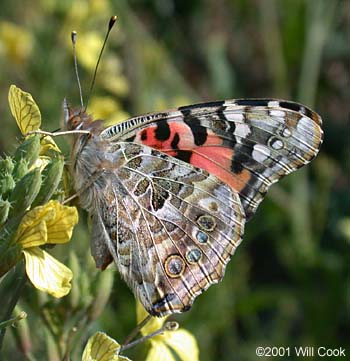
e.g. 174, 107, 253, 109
101, 99, 323, 219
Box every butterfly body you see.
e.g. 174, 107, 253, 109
65, 99, 323, 316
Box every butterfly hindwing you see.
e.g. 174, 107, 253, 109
87, 142, 245, 316
101, 99, 323, 219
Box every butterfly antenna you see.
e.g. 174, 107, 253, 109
85, 15, 117, 111
71, 31, 84, 108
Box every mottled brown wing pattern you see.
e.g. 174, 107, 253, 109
101, 99, 323, 219
87, 142, 245, 316
66, 98, 323, 316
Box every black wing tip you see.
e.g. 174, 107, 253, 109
232, 98, 322, 127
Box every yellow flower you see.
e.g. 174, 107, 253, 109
8, 84, 60, 165
88, 96, 129, 127
15, 200, 78, 298
76, 31, 104, 71
8, 84, 41, 135
8, 85, 61, 156
136, 302, 199, 361
0, 21, 33, 64
82, 332, 131, 361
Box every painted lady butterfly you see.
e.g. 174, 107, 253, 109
64, 97, 323, 316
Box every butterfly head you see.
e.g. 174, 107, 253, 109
63, 98, 103, 134
63, 98, 87, 130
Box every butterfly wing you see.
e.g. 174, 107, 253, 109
88, 142, 245, 316
101, 99, 323, 219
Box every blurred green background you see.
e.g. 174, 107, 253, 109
0, 0, 349, 360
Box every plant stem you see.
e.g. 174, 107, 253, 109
291, 0, 337, 264
122, 315, 152, 346
0, 311, 27, 330
258, 0, 289, 97
0, 262, 27, 355
120, 321, 178, 353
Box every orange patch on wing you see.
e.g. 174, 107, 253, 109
191, 147, 233, 174
221, 167, 252, 193
136, 122, 196, 150
191, 147, 251, 192
136, 124, 252, 192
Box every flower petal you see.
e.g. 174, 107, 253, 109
17, 220, 48, 248
33, 157, 51, 172
82, 332, 131, 361
16, 206, 55, 248
8, 85, 41, 135
164, 330, 199, 361
0, 22, 33, 64
76, 32, 103, 70
15, 201, 78, 248
39, 136, 61, 156
45, 201, 78, 244
23, 248, 72, 298
146, 341, 176, 361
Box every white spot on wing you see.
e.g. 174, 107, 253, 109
235, 123, 251, 138
297, 116, 312, 132
281, 127, 292, 137
268, 101, 280, 107
269, 138, 284, 150
223, 100, 236, 107
225, 112, 244, 122
252, 144, 271, 163
270, 110, 285, 117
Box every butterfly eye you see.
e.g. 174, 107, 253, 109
68, 116, 82, 130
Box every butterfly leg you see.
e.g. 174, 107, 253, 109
63, 169, 109, 205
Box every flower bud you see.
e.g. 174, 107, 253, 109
0, 173, 15, 198
0, 156, 14, 174
32, 156, 64, 207
14, 134, 40, 168
8, 168, 42, 218
13, 158, 29, 181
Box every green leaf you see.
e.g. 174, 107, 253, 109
82, 332, 131, 361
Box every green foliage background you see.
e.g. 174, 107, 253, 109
0, 0, 349, 360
